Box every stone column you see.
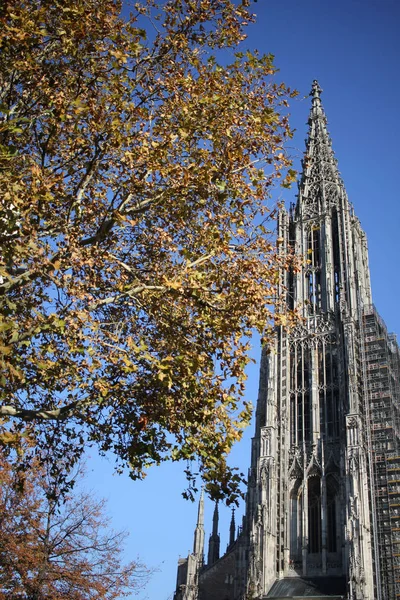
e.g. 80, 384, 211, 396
311, 344, 320, 444
321, 472, 327, 573
302, 476, 308, 575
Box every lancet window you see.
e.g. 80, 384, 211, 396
332, 209, 341, 303
306, 270, 322, 312
308, 226, 321, 268
326, 475, 338, 553
308, 477, 322, 554
290, 345, 311, 445
306, 225, 322, 312
290, 480, 303, 560
318, 345, 340, 439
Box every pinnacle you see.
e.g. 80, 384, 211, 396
311, 79, 322, 99
310, 80, 324, 113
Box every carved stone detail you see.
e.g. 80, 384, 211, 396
174, 82, 382, 600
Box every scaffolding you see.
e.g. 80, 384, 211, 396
362, 305, 400, 599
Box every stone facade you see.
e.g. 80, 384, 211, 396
173, 82, 400, 600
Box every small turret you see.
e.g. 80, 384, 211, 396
207, 501, 220, 565
228, 508, 236, 549
193, 488, 205, 564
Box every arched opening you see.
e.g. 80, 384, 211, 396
290, 479, 303, 561
318, 347, 340, 440
289, 348, 312, 446
308, 226, 321, 268
327, 475, 339, 553
308, 477, 321, 554
306, 271, 322, 313
332, 209, 341, 304
290, 392, 296, 446
306, 226, 322, 313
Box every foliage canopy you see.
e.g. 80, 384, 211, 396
0, 0, 297, 500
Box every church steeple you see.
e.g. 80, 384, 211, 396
243, 80, 375, 598
193, 488, 205, 563
207, 501, 220, 565
228, 508, 236, 548
297, 79, 343, 219
174, 81, 382, 600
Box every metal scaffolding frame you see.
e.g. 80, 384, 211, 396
362, 305, 400, 599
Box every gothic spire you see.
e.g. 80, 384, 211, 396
193, 488, 205, 562
212, 501, 219, 536
207, 501, 220, 565
197, 487, 205, 526
297, 80, 344, 216
229, 508, 236, 547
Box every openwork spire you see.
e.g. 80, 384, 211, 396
296, 80, 345, 217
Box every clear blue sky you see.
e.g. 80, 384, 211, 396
83, 2, 400, 598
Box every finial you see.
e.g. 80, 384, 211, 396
311, 80, 322, 99
310, 80, 324, 114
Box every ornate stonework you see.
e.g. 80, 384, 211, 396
173, 81, 396, 600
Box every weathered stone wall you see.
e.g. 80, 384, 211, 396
199, 549, 236, 600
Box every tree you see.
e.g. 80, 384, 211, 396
0, 0, 298, 500
0, 449, 148, 599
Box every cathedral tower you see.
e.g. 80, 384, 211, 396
246, 80, 374, 599
174, 81, 400, 600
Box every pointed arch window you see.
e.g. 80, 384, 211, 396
308, 477, 322, 554
290, 346, 311, 445
290, 392, 296, 446
327, 475, 338, 553
307, 226, 321, 268
319, 347, 340, 440
332, 209, 341, 303
290, 480, 303, 560
306, 270, 322, 312
306, 225, 322, 312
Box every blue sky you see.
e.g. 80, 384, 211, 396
83, 2, 400, 598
